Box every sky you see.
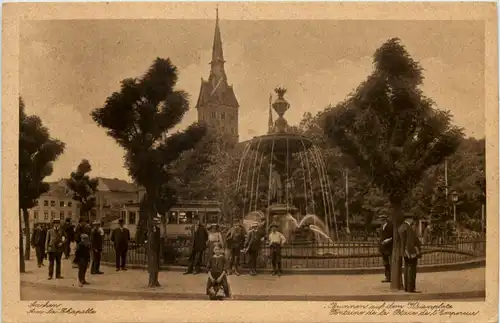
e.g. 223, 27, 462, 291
20, 19, 485, 181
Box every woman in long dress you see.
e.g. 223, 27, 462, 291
207, 224, 224, 262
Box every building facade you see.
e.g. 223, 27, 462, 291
28, 181, 80, 230
94, 177, 141, 223
27, 178, 140, 230
195, 9, 240, 144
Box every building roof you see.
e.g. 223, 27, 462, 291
44, 177, 138, 197
195, 79, 239, 109
97, 177, 138, 193
43, 181, 73, 198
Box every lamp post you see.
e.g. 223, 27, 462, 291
451, 191, 459, 222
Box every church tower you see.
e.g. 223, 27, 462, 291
195, 8, 239, 144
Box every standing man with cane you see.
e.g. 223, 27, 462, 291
398, 214, 422, 293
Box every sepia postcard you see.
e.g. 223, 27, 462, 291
2, 2, 499, 323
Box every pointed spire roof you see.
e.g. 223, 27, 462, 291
195, 7, 239, 110
211, 6, 225, 65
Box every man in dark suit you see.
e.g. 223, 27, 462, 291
111, 219, 130, 271
45, 219, 66, 280
74, 218, 85, 243
398, 214, 422, 293
378, 214, 393, 283
90, 220, 104, 275
31, 222, 47, 268
63, 218, 74, 259
184, 218, 208, 275
244, 223, 265, 276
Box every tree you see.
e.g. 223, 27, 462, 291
91, 58, 206, 287
66, 159, 99, 221
170, 128, 232, 200
19, 98, 65, 271
322, 38, 463, 290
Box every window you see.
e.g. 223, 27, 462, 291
44, 211, 49, 220
60, 201, 65, 207
68, 211, 73, 217
178, 211, 193, 224
211, 111, 216, 118
60, 211, 64, 219
51, 211, 56, 220
128, 211, 137, 225
206, 212, 219, 224
68, 201, 72, 207
221, 111, 225, 120
50, 200, 55, 207
43, 200, 48, 207
167, 211, 178, 224
34, 211, 39, 220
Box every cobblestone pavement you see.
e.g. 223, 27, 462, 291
21, 258, 485, 301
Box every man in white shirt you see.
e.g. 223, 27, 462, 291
267, 222, 286, 276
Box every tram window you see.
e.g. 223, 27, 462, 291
129, 211, 137, 225
178, 211, 193, 224
206, 212, 219, 223
167, 211, 178, 224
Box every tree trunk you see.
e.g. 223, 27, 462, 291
19, 209, 26, 273
146, 190, 160, 288
23, 208, 31, 260
389, 198, 404, 291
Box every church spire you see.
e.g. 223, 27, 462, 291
209, 6, 227, 85
211, 6, 224, 64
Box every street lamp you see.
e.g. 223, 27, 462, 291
451, 191, 459, 222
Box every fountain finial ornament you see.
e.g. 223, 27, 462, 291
275, 87, 287, 99
272, 86, 290, 132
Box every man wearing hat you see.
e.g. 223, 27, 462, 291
244, 223, 265, 276
378, 214, 393, 283
226, 218, 246, 276
45, 219, 66, 279
398, 214, 422, 293
111, 218, 130, 271
267, 222, 286, 276
90, 220, 104, 275
31, 222, 47, 268
184, 218, 208, 275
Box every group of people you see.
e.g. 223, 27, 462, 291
183, 217, 287, 299
32, 212, 421, 296
30, 218, 106, 287
379, 213, 422, 293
